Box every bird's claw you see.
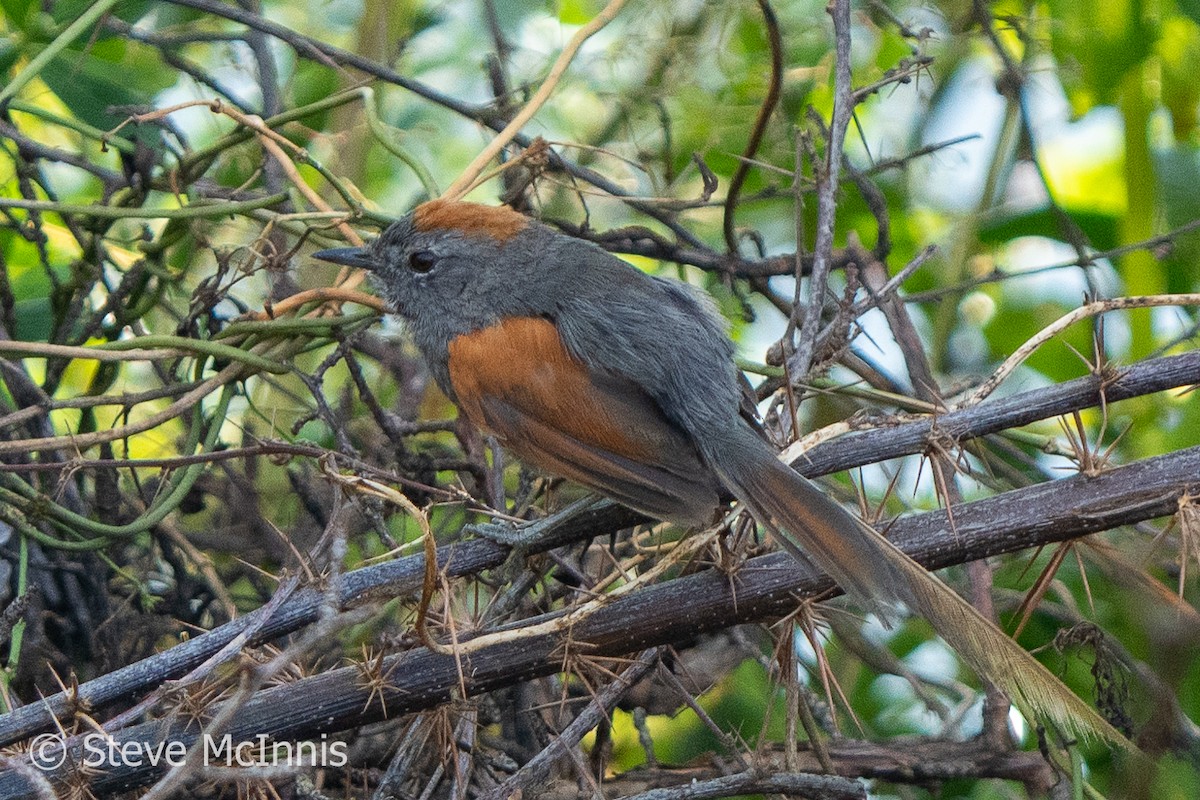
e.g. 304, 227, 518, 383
465, 519, 530, 548
465, 496, 603, 555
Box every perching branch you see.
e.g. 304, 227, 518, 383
2, 442, 1196, 797
1, 346, 1196, 747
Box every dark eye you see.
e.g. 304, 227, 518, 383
409, 250, 437, 273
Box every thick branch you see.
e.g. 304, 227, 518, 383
3, 444, 1197, 798
0, 349, 1196, 748
585, 739, 1055, 799
795, 349, 1200, 476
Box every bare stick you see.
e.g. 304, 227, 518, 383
960, 293, 1200, 407
440, 0, 628, 200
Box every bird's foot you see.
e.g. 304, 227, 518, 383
465, 496, 602, 556
465, 519, 530, 548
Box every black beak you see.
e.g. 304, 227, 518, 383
313, 247, 374, 270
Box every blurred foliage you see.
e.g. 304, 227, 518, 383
0, 0, 1198, 798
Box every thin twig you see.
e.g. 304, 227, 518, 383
722, 0, 783, 254
960, 293, 1200, 408
440, 0, 628, 200
478, 649, 661, 800
788, 0, 854, 381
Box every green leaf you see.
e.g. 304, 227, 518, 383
1153, 145, 1200, 288
1178, 0, 1200, 27
38, 38, 175, 133
0, 0, 35, 31
1158, 16, 1200, 140
978, 206, 1121, 251
0, 33, 21, 75
1047, 0, 1157, 112
45, 0, 156, 28
11, 297, 54, 342
557, 0, 594, 26
287, 61, 341, 127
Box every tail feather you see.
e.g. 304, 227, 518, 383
710, 425, 1139, 755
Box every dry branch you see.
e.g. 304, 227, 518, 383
0, 347, 1196, 750
2, 442, 1196, 797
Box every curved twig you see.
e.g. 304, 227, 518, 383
722, 0, 783, 254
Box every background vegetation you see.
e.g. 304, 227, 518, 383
0, 0, 1198, 797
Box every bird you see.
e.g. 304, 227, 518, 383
314, 199, 1133, 751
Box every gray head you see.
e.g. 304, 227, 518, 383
313, 200, 649, 362
316, 201, 543, 379
314, 200, 743, 435
314, 201, 536, 322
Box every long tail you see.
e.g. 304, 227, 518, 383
709, 424, 1138, 754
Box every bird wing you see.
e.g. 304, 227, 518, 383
446, 316, 720, 525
